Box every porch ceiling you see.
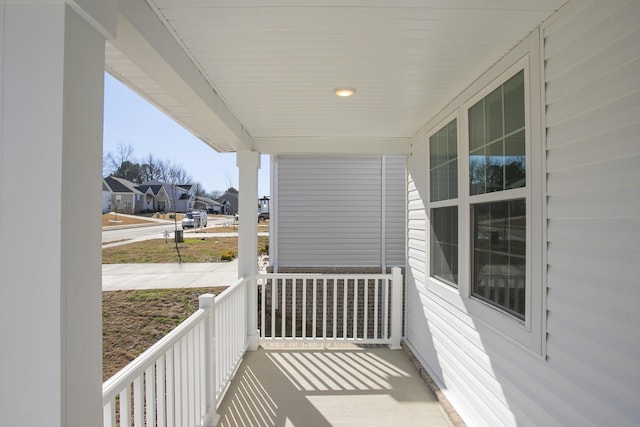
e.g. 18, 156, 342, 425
106, 0, 566, 153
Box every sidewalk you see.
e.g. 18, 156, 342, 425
102, 260, 239, 291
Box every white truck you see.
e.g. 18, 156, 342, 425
182, 210, 208, 228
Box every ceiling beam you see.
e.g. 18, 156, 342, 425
109, 0, 252, 152
253, 137, 410, 155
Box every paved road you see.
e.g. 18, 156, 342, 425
101, 214, 269, 290
102, 215, 237, 246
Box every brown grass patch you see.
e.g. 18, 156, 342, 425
102, 213, 159, 227
102, 236, 269, 264
102, 287, 227, 380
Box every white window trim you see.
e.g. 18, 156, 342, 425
424, 29, 546, 356
426, 110, 461, 290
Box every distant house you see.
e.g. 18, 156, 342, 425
136, 184, 170, 213
141, 180, 195, 213
103, 176, 144, 214
216, 188, 239, 215
103, 177, 173, 214
194, 196, 222, 213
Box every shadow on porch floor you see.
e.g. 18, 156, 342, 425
217, 344, 452, 427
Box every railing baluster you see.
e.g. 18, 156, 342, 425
260, 280, 265, 339
383, 277, 389, 339
195, 323, 202, 422
281, 279, 287, 338
174, 342, 182, 425
343, 279, 348, 339
364, 279, 369, 339
302, 278, 307, 339
166, 350, 174, 426
353, 278, 358, 339
133, 375, 143, 427
322, 278, 327, 339
374, 279, 379, 340
188, 329, 196, 427
145, 365, 155, 427
181, 333, 189, 427
333, 280, 337, 339
103, 399, 115, 427
120, 387, 131, 427
156, 356, 166, 427
271, 279, 276, 339
312, 278, 317, 339
292, 278, 297, 338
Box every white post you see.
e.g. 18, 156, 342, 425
236, 151, 261, 351
390, 267, 403, 349
198, 294, 219, 427
0, 3, 112, 426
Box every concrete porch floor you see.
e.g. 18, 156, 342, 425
216, 344, 453, 427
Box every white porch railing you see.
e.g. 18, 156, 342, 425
102, 277, 248, 427
257, 267, 403, 348
102, 268, 403, 426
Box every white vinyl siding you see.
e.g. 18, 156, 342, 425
544, 0, 640, 424
275, 154, 406, 269
405, 1, 640, 425
384, 155, 407, 267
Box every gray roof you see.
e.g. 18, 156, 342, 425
104, 176, 142, 194
195, 196, 221, 206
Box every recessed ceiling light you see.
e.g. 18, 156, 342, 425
334, 87, 356, 97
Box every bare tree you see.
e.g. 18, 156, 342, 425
208, 190, 223, 199
168, 162, 192, 185
139, 153, 159, 182
225, 171, 236, 190
104, 142, 135, 176
193, 181, 206, 198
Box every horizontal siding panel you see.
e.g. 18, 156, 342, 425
547, 265, 639, 314
546, 324, 638, 390
545, 90, 640, 148
546, 154, 640, 196
543, 0, 629, 58
407, 199, 425, 212
546, 121, 640, 173
546, 26, 640, 105
547, 187, 640, 219
545, 324, 640, 407
544, 0, 639, 82
545, 345, 640, 425
548, 217, 640, 250
547, 241, 640, 281
407, 263, 425, 285
546, 57, 640, 128
547, 295, 639, 360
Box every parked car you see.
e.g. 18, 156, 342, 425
234, 212, 269, 222
182, 210, 208, 228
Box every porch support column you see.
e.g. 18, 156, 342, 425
236, 151, 261, 351
0, 2, 110, 426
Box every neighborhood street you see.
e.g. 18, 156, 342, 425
101, 214, 263, 290
102, 215, 237, 247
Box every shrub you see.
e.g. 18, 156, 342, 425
220, 250, 236, 261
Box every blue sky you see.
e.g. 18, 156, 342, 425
103, 73, 270, 197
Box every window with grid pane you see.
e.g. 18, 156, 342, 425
429, 119, 458, 286
468, 70, 527, 318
